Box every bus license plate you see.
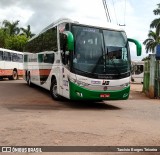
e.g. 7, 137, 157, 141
100, 94, 110, 98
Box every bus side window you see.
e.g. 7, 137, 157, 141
44, 54, 55, 64
17, 54, 23, 63
24, 55, 28, 62
0, 51, 3, 60
4, 52, 11, 61
135, 65, 143, 75
38, 54, 43, 63
43, 27, 57, 52
12, 53, 18, 62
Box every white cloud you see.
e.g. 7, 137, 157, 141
0, 0, 159, 60
0, 6, 33, 27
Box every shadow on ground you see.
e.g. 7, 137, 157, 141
2, 83, 121, 111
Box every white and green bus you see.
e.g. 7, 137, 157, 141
24, 18, 141, 100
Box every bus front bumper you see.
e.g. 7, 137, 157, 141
69, 82, 130, 100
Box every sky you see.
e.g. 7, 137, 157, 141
0, 0, 159, 61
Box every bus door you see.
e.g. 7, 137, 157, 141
3, 51, 12, 76
61, 66, 70, 98
0, 50, 4, 77
17, 53, 23, 76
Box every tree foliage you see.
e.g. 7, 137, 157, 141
143, 30, 160, 53
142, 56, 150, 61
2, 20, 20, 36
143, 3, 160, 53
0, 19, 35, 51
20, 25, 35, 39
5, 35, 28, 51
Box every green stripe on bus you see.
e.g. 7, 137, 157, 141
69, 82, 130, 100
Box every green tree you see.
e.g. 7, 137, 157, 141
2, 20, 20, 36
0, 19, 35, 51
144, 4, 160, 53
5, 35, 28, 51
0, 28, 7, 48
150, 3, 160, 29
20, 25, 35, 38
143, 29, 160, 53
142, 56, 150, 61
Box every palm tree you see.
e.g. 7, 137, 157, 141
150, 3, 160, 29
20, 25, 35, 38
143, 29, 160, 53
2, 20, 20, 36
153, 3, 160, 15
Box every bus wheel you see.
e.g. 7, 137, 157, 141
9, 70, 18, 80
50, 79, 61, 100
27, 73, 32, 87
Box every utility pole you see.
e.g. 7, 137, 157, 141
149, 53, 155, 98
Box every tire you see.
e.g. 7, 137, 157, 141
27, 72, 32, 87
9, 70, 18, 80
50, 79, 61, 100
131, 77, 134, 82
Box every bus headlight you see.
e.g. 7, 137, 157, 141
69, 77, 89, 87
76, 80, 89, 87
120, 82, 130, 87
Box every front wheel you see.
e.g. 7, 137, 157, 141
50, 79, 61, 100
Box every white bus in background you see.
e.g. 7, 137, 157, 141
131, 61, 144, 83
0, 48, 23, 80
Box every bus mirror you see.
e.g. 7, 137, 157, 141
63, 31, 74, 51
128, 38, 142, 56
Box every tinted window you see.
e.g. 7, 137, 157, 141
17, 54, 23, 62
38, 54, 43, 63
24, 27, 57, 53
24, 55, 28, 62
44, 53, 54, 64
43, 27, 57, 51
135, 65, 143, 75
0, 51, 3, 61
12, 53, 18, 62
4, 52, 11, 61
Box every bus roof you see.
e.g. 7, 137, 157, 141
30, 18, 124, 42
0, 48, 23, 54
41, 18, 123, 32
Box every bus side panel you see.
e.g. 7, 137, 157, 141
17, 62, 24, 77
27, 54, 40, 85
0, 60, 5, 77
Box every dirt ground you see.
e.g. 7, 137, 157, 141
0, 79, 160, 155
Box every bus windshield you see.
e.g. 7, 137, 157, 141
71, 25, 131, 79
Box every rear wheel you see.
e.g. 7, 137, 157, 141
50, 79, 61, 100
9, 70, 18, 80
27, 72, 32, 87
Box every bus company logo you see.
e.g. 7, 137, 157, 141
102, 80, 110, 85
103, 86, 108, 91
